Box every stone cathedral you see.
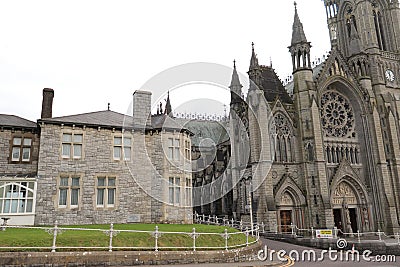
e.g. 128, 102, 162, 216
1, 1, 400, 234
195, 0, 400, 234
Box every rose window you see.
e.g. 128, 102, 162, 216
321, 91, 355, 138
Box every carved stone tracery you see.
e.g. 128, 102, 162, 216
321, 91, 355, 138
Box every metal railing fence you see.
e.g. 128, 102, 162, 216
0, 216, 259, 252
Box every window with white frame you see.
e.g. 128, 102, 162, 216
167, 138, 180, 161
185, 177, 192, 206
11, 136, 32, 163
168, 177, 181, 205
184, 140, 191, 161
58, 175, 80, 208
113, 136, 131, 160
96, 176, 116, 208
61, 133, 83, 159
0, 181, 36, 214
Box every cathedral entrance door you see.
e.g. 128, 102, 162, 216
349, 208, 358, 232
280, 210, 292, 233
333, 209, 343, 231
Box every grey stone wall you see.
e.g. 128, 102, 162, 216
35, 123, 192, 225
0, 128, 39, 176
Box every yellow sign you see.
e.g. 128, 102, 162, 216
316, 229, 333, 238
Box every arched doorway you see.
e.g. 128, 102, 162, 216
277, 189, 304, 233
331, 180, 370, 233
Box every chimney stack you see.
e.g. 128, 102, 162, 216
132, 90, 152, 128
41, 88, 54, 119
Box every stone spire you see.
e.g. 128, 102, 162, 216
230, 60, 243, 93
230, 60, 243, 103
289, 2, 312, 71
164, 91, 173, 117
291, 1, 308, 45
248, 42, 262, 86
249, 42, 259, 70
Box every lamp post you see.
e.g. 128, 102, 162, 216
248, 181, 254, 236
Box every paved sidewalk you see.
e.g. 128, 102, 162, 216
139, 260, 281, 267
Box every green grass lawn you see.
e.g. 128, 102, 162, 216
0, 224, 256, 251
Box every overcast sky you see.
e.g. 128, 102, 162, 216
0, 0, 331, 121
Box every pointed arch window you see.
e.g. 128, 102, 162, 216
373, 10, 387, 50
346, 15, 357, 38
273, 113, 295, 163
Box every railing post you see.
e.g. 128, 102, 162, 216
51, 221, 59, 253
378, 229, 382, 241
245, 227, 249, 246
231, 218, 234, 227
261, 222, 265, 234
333, 226, 337, 239
274, 224, 278, 234
291, 223, 295, 236
240, 219, 243, 231
202, 214, 205, 223
357, 230, 361, 243
311, 227, 314, 239
108, 223, 114, 252
223, 229, 230, 251
191, 228, 199, 251
396, 233, 400, 245
154, 226, 160, 251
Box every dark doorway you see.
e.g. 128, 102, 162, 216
280, 210, 292, 233
333, 209, 343, 232
349, 208, 358, 232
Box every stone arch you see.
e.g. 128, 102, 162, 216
330, 175, 371, 232
319, 77, 369, 115
330, 174, 368, 206
276, 185, 306, 208
275, 178, 306, 232
272, 112, 295, 163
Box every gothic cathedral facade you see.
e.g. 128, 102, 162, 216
229, 1, 400, 234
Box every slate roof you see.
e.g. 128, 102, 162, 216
39, 110, 189, 132
39, 110, 132, 128
259, 66, 293, 104
176, 118, 229, 147
0, 114, 37, 128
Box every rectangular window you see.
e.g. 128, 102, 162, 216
185, 177, 192, 206
10, 137, 32, 163
96, 176, 116, 208
168, 177, 181, 205
61, 133, 83, 159
167, 138, 180, 161
113, 136, 131, 161
184, 140, 191, 161
58, 175, 81, 208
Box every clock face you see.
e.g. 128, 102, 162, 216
385, 69, 395, 82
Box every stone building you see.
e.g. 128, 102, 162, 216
0, 114, 40, 225
226, 1, 400, 234
34, 90, 193, 225
1, 89, 193, 225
